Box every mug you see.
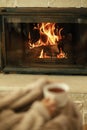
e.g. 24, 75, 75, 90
43, 83, 69, 107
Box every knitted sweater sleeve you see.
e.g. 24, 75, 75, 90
13, 101, 51, 130
41, 101, 82, 130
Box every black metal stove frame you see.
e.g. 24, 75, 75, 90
0, 7, 87, 75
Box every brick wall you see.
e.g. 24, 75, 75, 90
0, 0, 87, 7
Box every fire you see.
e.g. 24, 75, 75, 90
39, 23, 58, 45
39, 49, 44, 58
39, 49, 51, 58
26, 22, 67, 59
57, 48, 67, 59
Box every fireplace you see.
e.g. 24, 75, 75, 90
0, 7, 87, 74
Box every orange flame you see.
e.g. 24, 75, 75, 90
39, 49, 51, 58
27, 22, 67, 59
57, 48, 67, 59
39, 49, 44, 58
39, 23, 58, 45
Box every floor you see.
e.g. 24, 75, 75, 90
0, 73, 87, 93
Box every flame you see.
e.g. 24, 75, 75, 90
57, 48, 67, 59
39, 49, 51, 58
39, 49, 44, 58
26, 22, 67, 59
39, 23, 58, 45
29, 23, 61, 48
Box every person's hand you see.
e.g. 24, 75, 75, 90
42, 98, 57, 116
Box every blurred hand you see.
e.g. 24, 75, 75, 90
42, 98, 57, 116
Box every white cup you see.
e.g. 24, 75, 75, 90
43, 83, 69, 107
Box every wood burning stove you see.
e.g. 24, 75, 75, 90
0, 7, 87, 74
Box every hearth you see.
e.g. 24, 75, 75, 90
0, 7, 87, 74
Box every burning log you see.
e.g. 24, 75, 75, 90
25, 44, 59, 59
49, 44, 59, 57
40, 33, 48, 43
25, 45, 43, 58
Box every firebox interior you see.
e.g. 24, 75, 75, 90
1, 8, 87, 74
5, 20, 87, 67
